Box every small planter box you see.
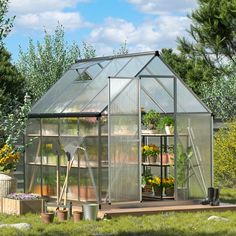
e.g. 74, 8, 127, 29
2, 198, 44, 215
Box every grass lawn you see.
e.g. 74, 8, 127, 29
1, 210, 236, 236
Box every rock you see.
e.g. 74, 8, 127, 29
0, 223, 31, 230
207, 215, 229, 222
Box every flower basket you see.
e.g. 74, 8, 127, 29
0, 172, 16, 198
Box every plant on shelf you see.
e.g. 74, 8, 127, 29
143, 110, 160, 130
159, 115, 174, 134
148, 175, 162, 196
142, 144, 160, 163
163, 176, 175, 196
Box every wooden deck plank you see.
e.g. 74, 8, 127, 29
100, 204, 236, 217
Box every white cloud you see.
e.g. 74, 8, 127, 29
9, 0, 89, 14
9, 0, 91, 31
87, 16, 190, 55
127, 0, 197, 15
16, 11, 91, 31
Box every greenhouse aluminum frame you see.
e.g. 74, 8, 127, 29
25, 51, 213, 207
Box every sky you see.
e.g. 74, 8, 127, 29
5, 0, 198, 61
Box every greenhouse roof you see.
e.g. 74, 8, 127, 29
29, 51, 211, 118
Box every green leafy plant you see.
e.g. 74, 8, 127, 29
176, 145, 193, 188
143, 110, 160, 129
214, 120, 236, 187
159, 115, 174, 128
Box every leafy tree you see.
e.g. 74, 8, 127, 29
0, 0, 15, 43
17, 24, 96, 102
201, 75, 236, 121
214, 120, 236, 187
178, 0, 236, 74
113, 41, 129, 55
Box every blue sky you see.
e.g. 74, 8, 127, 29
5, 0, 198, 61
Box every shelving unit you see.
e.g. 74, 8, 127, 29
141, 132, 175, 200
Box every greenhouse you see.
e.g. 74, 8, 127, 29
25, 51, 213, 207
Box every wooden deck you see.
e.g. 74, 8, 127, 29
71, 200, 236, 219
100, 203, 236, 218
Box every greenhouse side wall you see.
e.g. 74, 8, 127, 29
25, 117, 105, 203
176, 113, 212, 200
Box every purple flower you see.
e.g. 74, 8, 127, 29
6, 193, 41, 200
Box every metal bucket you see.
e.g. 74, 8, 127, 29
82, 203, 99, 220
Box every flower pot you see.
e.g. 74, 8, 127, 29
165, 187, 174, 196
153, 186, 162, 197
73, 211, 83, 222
147, 155, 157, 164
41, 212, 54, 223
159, 153, 169, 165
0, 172, 16, 198
57, 210, 68, 221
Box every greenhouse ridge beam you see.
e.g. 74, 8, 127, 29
28, 112, 102, 118
76, 51, 159, 63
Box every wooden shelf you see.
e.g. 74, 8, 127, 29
142, 162, 173, 167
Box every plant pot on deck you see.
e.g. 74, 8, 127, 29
41, 212, 54, 223
57, 210, 68, 221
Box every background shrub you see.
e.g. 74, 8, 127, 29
214, 120, 236, 187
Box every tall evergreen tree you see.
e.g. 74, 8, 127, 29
178, 0, 236, 74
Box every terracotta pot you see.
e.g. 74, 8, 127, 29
41, 212, 54, 223
34, 185, 55, 196
159, 153, 169, 164
79, 186, 96, 201
57, 210, 68, 221
73, 211, 83, 222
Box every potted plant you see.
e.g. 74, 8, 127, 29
141, 168, 153, 193
163, 177, 175, 196
176, 145, 193, 200
142, 144, 160, 163
148, 176, 162, 196
159, 115, 174, 134
143, 110, 160, 131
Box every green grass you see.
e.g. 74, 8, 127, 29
1, 211, 236, 235
220, 188, 236, 204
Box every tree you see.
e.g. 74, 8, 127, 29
178, 0, 236, 74
0, 47, 26, 114
17, 24, 97, 102
201, 75, 236, 121
0, 0, 15, 43
113, 41, 129, 55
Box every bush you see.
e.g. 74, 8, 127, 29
214, 120, 236, 187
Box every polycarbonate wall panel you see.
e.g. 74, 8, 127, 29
176, 113, 212, 199
141, 77, 174, 113
145, 56, 174, 76
60, 118, 78, 136
42, 118, 58, 136
31, 69, 79, 113
117, 54, 154, 77
26, 118, 40, 136
176, 80, 208, 113
81, 85, 108, 113
64, 57, 131, 113
109, 77, 140, 202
